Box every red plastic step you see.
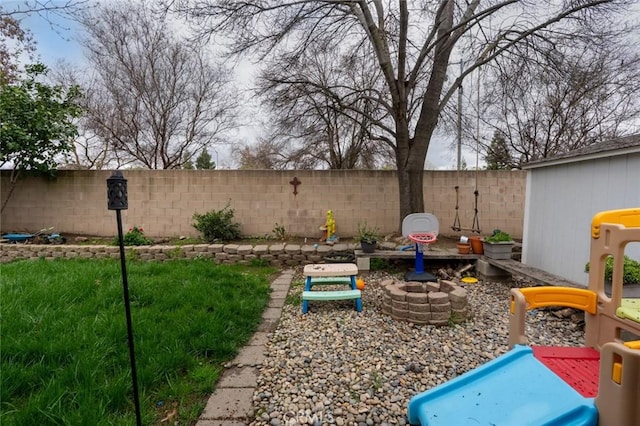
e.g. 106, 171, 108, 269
532, 346, 600, 397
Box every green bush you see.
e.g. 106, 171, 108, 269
484, 229, 512, 243
113, 226, 154, 246
192, 203, 241, 242
585, 255, 640, 285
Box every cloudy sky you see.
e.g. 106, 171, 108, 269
6, 0, 481, 170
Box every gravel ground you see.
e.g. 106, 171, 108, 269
250, 269, 585, 426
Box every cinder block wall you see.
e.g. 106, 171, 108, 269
0, 170, 526, 239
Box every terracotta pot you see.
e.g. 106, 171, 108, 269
469, 236, 483, 254
457, 242, 471, 254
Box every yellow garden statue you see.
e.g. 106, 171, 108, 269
319, 210, 338, 244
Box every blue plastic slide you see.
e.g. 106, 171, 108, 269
407, 345, 597, 426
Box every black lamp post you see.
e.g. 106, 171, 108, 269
107, 171, 142, 426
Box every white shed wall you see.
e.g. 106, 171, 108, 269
523, 153, 640, 286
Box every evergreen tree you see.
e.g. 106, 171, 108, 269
196, 149, 215, 169
182, 150, 194, 169
484, 131, 513, 170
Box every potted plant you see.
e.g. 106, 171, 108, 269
355, 222, 379, 253
482, 229, 514, 259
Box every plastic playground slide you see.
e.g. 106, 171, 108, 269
406, 345, 597, 426
407, 208, 640, 426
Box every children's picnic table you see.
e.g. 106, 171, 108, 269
302, 263, 362, 314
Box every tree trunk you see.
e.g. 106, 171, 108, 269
394, 0, 455, 230
396, 161, 425, 224
395, 126, 428, 230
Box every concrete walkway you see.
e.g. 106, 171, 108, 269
196, 269, 294, 426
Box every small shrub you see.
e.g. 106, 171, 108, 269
114, 226, 154, 246
370, 258, 389, 271
355, 222, 379, 244
272, 223, 287, 241
585, 255, 640, 285
192, 203, 241, 242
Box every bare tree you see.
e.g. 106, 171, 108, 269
2, 0, 89, 17
166, 0, 636, 223
78, 1, 238, 169
234, 135, 286, 169
0, 6, 36, 84
47, 62, 118, 169
252, 43, 393, 169
2, 1, 91, 43
481, 33, 640, 165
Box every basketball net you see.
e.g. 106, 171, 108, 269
408, 233, 437, 253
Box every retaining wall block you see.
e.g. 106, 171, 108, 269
406, 292, 428, 303
427, 292, 449, 303
389, 288, 407, 301
223, 244, 239, 254
404, 282, 425, 292
284, 244, 301, 254
450, 300, 467, 310
408, 302, 430, 313
237, 245, 254, 255
408, 311, 431, 323
269, 244, 285, 254
439, 280, 458, 293
300, 245, 316, 254
425, 282, 440, 292
392, 300, 408, 310
430, 302, 451, 313
391, 306, 409, 320
449, 288, 468, 303
382, 303, 392, 315
253, 245, 269, 255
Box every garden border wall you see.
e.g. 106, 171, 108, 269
0, 242, 359, 265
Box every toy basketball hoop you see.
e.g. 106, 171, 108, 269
402, 214, 439, 282
408, 232, 437, 252
407, 232, 438, 280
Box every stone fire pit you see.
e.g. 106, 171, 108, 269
381, 279, 470, 325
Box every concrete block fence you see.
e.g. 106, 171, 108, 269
1, 169, 526, 240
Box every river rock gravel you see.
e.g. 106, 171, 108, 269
250, 269, 585, 426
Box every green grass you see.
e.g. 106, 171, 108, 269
1, 258, 275, 425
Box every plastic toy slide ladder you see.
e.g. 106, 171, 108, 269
407, 345, 597, 426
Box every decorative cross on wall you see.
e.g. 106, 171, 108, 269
289, 176, 301, 196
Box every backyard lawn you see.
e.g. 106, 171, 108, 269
1, 258, 275, 425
